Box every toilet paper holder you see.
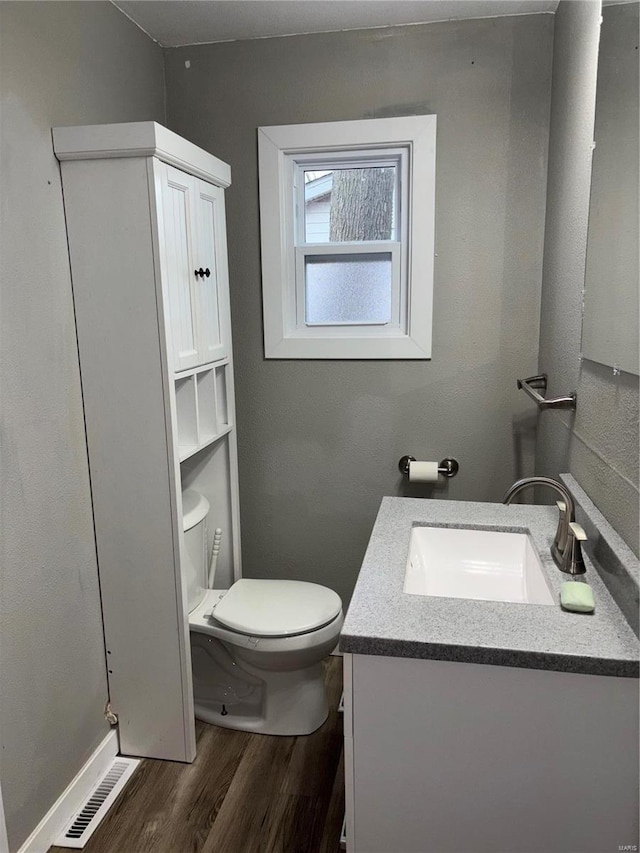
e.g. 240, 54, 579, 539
398, 456, 460, 478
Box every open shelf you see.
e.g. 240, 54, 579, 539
196, 369, 217, 443
175, 375, 198, 459
174, 361, 233, 463
215, 363, 229, 430
180, 433, 237, 590
178, 424, 232, 462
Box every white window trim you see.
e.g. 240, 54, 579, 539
258, 115, 436, 359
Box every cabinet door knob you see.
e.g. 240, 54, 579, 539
194, 267, 211, 278
204, 268, 211, 278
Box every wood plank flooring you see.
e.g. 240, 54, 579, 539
50, 657, 344, 853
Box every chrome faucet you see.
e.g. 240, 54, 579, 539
502, 477, 586, 575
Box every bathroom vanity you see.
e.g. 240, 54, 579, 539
340, 481, 639, 853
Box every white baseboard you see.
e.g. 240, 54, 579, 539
0, 779, 9, 853
18, 730, 118, 853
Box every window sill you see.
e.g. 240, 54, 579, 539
264, 333, 431, 360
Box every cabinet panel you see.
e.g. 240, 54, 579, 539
196, 369, 218, 442
214, 363, 229, 429
161, 166, 200, 372
194, 180, 228, 364
59, 156, 196, 763
350, 654, 638, 853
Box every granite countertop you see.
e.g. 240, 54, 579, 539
339, 496, 639, 677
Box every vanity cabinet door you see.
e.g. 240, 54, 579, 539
347, 654, 639, 853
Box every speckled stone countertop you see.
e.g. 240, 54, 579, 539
339, 496, 639, 677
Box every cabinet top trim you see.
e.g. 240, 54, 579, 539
52, 121, 231, 188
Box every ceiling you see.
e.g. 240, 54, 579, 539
113, 0, 560, 48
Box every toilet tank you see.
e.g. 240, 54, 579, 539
182, 489, 210, 613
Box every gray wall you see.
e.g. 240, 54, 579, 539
0, 3, 165, 849
536, 0, 639, 555
165, 15, 554, 606
582, 2, 639, 375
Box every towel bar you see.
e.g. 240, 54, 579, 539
517, 374, 577, 411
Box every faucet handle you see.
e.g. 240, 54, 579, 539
561, 522, 587, 575
569, 522, 587, 541
552, 500, 569, 563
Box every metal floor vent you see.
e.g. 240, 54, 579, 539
55, 757, 139, 849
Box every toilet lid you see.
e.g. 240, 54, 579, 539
211, 579, 342, 637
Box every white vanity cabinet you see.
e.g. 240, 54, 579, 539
54, 122, 241, 764
343, 653, 639, 853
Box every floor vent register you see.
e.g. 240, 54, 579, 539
55, 757, 139, 848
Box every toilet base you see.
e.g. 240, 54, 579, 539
194, 660, 329, 736
189, 590, 342, 736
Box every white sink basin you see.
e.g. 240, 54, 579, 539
404, 526, 555, 605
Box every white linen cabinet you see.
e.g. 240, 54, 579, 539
54, 122, 241, 763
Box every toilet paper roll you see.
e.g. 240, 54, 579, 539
408, 460, 440, 483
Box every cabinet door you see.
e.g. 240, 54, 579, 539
160, 165, 200, 372
193, 179, 229, 364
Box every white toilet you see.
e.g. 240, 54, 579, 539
182, 489, 343, 735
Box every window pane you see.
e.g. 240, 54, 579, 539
304, 167, 396, 244
304, 254, 392, 325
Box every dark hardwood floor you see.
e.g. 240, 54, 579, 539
51, 657, 344, 853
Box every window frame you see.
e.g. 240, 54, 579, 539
294, 149, 406, 332
258, 115, 436, 359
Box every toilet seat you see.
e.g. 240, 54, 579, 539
190, 589, 342, 654
210, 578, 342, 637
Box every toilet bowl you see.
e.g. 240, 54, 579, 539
190, 582, 343, 734
182, 489, 343, 735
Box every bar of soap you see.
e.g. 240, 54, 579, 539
560, 581, 595, 613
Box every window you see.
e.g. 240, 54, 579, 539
258, 115, 436, 359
